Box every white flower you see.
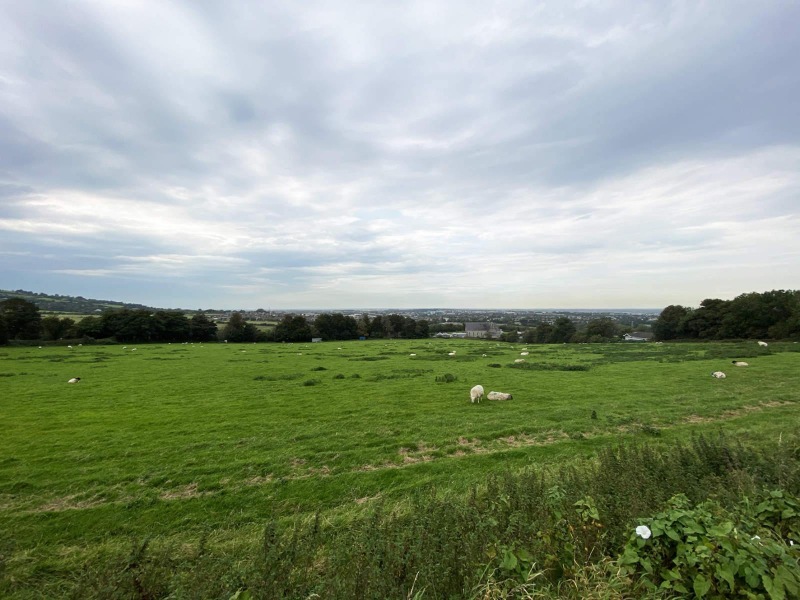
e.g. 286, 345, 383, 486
635, 525, 652, 539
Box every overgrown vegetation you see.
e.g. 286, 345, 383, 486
12, 435, 797, 599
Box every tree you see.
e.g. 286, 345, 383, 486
721, 290, 799, 339
681, 298, 729, 339
550, 317, 576, 343
273, 315, 312, 343
369, 315, 385, 339
586, 317, 619, 340
534, 323, 554, 344
357, 313, 371, 338
189, 313, 218, 342
75, 316, 104, 339
313, 313, 358, 340
414, 319, 430, 339
0, 314, 8, 345
0, 298, 42, 339
222, 312, 258, 342
386, 314, 406, 338
653, 305, 689, 341
41, 316, 76, 341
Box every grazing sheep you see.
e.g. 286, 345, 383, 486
520, 351, 529, 356
448, 351, 457, 356
711, 371, 727, 379
732, 361, 749, 367
514, 358, 525, 363
470, 385, 484, 403
409, 353, 416, 357
67, 377, 81, 383
757, 341, 768, 347
487, 391, 513, 401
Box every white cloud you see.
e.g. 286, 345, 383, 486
1, 1, 798, 308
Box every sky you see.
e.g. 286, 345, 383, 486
1, 1, 798, 310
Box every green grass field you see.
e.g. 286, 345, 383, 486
1, 339, 799, 596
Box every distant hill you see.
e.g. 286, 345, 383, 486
0, 288, 161, 314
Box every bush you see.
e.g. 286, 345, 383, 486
435, 373, 457, 383
619, 492, 800, 598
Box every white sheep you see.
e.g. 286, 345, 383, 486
757, 341, 768, 347
448, 351, 457, 356
520, 351, 529, 356
470, 385, 484, 403
514, 358, 525, 363
711, 371, 727, 379
487, 391, 513, 401
732, 361, 749, 367
409, 353, 416, 357
67, 377, 81, 383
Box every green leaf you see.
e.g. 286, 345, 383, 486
708, 521, 734, 537
666, 528, 682, 541
501, 550, 518, 571
763, 573, 785, 600
715, 564, 736, 591
693, 573, 711, 598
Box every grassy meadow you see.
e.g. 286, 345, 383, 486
1, 339, 799, 597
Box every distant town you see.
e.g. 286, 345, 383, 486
0, 288, 661, 333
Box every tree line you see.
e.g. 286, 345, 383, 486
653, 289, 800, 341
0, 298, 430, 344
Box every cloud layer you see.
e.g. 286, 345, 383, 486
1, 1, 798, 309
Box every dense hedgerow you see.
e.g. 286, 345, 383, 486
46, 433, 800, 600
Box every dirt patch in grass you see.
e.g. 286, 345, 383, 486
684, 401, 795, 425
31, 493, 105, 513
244, 475, 273, 486
159, 482, 205, 501
354, 493, 382, 504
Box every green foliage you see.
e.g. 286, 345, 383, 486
435, 373, 457, 383
273, 314, 312, 343
0, 297, 42, 340
619, 492, 800, 598
655, 290, 800, 341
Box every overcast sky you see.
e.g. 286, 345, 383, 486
1, 1, 798, 310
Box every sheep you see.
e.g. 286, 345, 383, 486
448, 351, 457, 356
487, 391, 513, 401
757, 341, 768, 347
470, 385, 484, 403
67, 377, 81, 383
520, 351, 529, 356
711, 371, 727, 379
409, 353, 416, 357
732, 361, 749, 367
514, 358, 525, 363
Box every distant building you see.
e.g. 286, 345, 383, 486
623, 332, 654, 342
465, 322, 501, 339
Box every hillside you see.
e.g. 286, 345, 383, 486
0, 288, 160, 314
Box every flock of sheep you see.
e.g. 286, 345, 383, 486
64, 340, 772, 391
711, 341, 768, 379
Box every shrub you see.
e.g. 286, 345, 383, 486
435, 373, 457, 383
619, 492, 800, 598
302, 379, 320, 387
